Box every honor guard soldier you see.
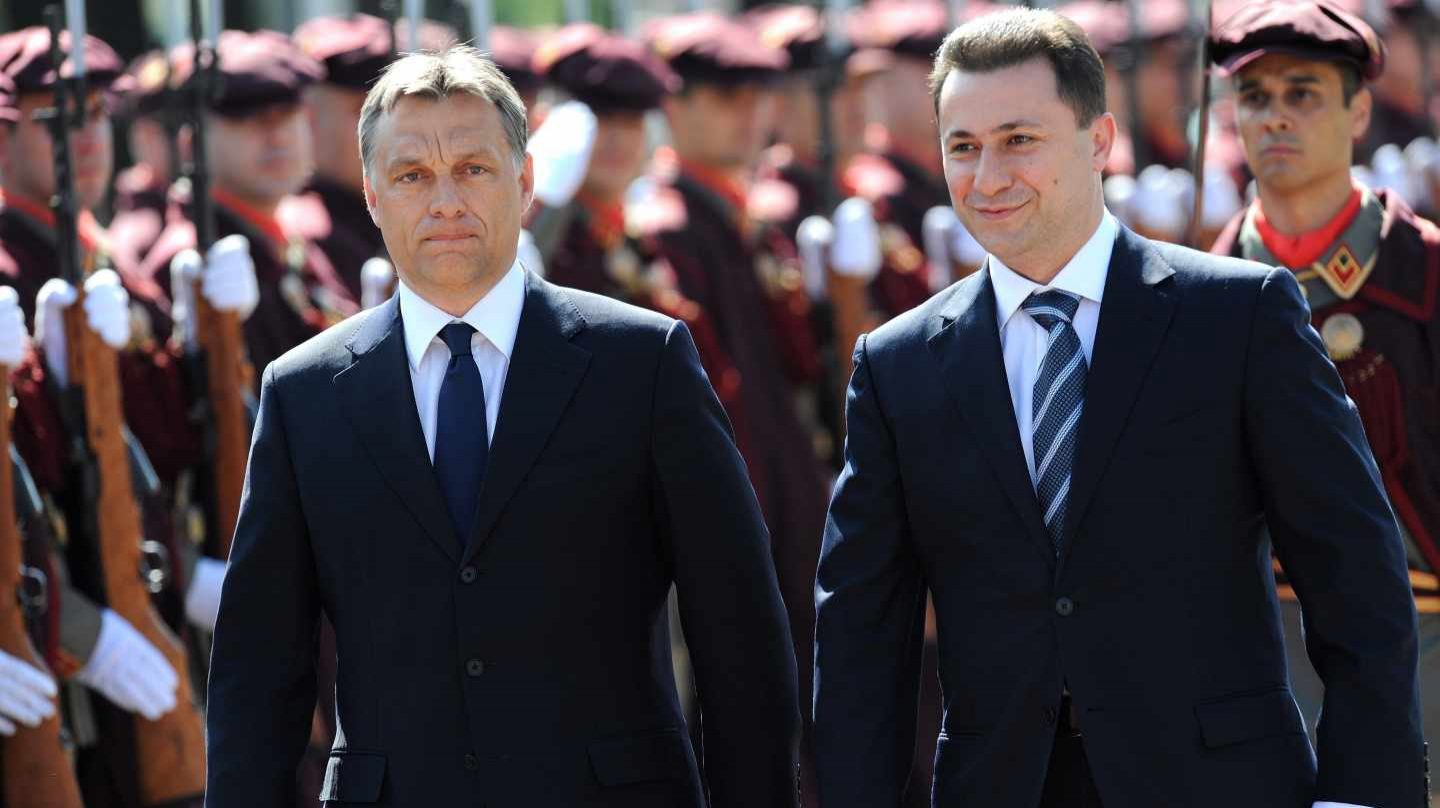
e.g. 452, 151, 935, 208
742, 4, 865, 241
109, 50, 181, 271
643, 13, 831, 803
1208, 0, 1440, 770
141, 29, 356, 382
0, 31, 228, 808
526, 24, 746, 428
287, 14, 395, 303
841, 0, 975, 317
491, 26, 547, 131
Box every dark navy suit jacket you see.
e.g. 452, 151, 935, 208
206, 270, 800, 808
814, 226, 1424, 808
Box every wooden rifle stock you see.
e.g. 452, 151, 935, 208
0, 374, 83, 808
194, 297, 247, 559
65, 303, 206, 806
186, 0, 251, 559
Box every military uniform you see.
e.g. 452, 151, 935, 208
1210, 3, 1440, 760
284, 14, 395, 303
841, 2, 955, 320
109, 50, 178, 272
139, 31, 355, 385
642, 14, 829, 804
0, 31, 203, 808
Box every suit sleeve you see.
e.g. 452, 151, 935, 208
649, 320, 801, 808
813, 335, 927, 808
1243, 268, 1424, 807
205, 363, 320, 808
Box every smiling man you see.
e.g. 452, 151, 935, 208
204, 46, 800, 808
812, 8, 1424, 808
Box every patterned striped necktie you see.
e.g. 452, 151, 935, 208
1023, 290, 1086, 553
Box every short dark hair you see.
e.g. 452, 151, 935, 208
929, 9, 1108, 128
1337, 62, 1361, 106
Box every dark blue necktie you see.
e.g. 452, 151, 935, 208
1023, 290, 1086, 554
433, 322, 488, 545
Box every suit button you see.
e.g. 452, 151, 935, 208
1043, 706, 1058, 726
1054, 597, 1075, 617
459, 566, 478, 584
466, 659, 485, 677
464, 753, 479, 771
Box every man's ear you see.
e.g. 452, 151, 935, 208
1089, 111, 1118, 173
363, 172, 380, 226
519, 150, 535, 214
1349, 86, 1373, 142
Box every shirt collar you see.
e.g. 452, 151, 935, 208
398, 257, 526, 372
989, 210, 1118, 332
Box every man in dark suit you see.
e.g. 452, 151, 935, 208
813, 9, 1424, 808
205, 46, 800, 808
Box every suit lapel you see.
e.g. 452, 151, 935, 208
334, 296, 461, 563
926, 270, 1055, 566
461, 273, 591, 564
1063, 227, 1177, 562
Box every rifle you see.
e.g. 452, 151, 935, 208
0, 370, 82, 808
43, 5, 207, 804
1185, 0, 1214, 248
183, 0, 249, 561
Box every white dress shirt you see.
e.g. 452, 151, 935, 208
399, 259, 525, 461
991, 211, 1116, 487
988, 214, 1367, 808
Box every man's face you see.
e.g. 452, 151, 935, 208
584, 110, 648, 201
865, 58, 939, 149
206, 102, 313, 208
1233, 54, 1370, 195
0, 90, 112, 211
937, 58, 1114, 275
664, 83, 774, 170
363, 93, 534, 303
304, 85, 367, 192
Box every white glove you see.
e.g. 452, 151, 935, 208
528, 101, 597, 208
950, 217, 987, 268
1133, 165, 1187, 240
35, 270, 132, 387
517, 230, 546, 280
796, 216, 834, 299
0, 286, 30, 367
360, 257, 396, 310
1102, 173, 1137, 227
184, 557, 226, 633
0, 650, 58, 736
202, 235, 261, 320
73, 609, 178, 721
830, 198, 883, 281
922, 206, 959, 293
169, 249, 203, 350
1200, 168, 1242, 231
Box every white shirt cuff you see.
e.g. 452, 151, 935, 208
1314, 802, 1373, 808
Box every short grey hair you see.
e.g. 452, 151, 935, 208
358, 46, 528, 178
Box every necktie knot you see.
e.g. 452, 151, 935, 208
440, 322, 477, 359
1022, 290, 1081, 332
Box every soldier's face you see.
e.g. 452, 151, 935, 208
304, 85, 367, 193
1233, 55, 1371, 195
0, 90, 112, 212
584, 111, 648, 201
664, 83, 775, 170
364, 94, 534, 306
937, 58, 1114, 280
206, 103, 314, 209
